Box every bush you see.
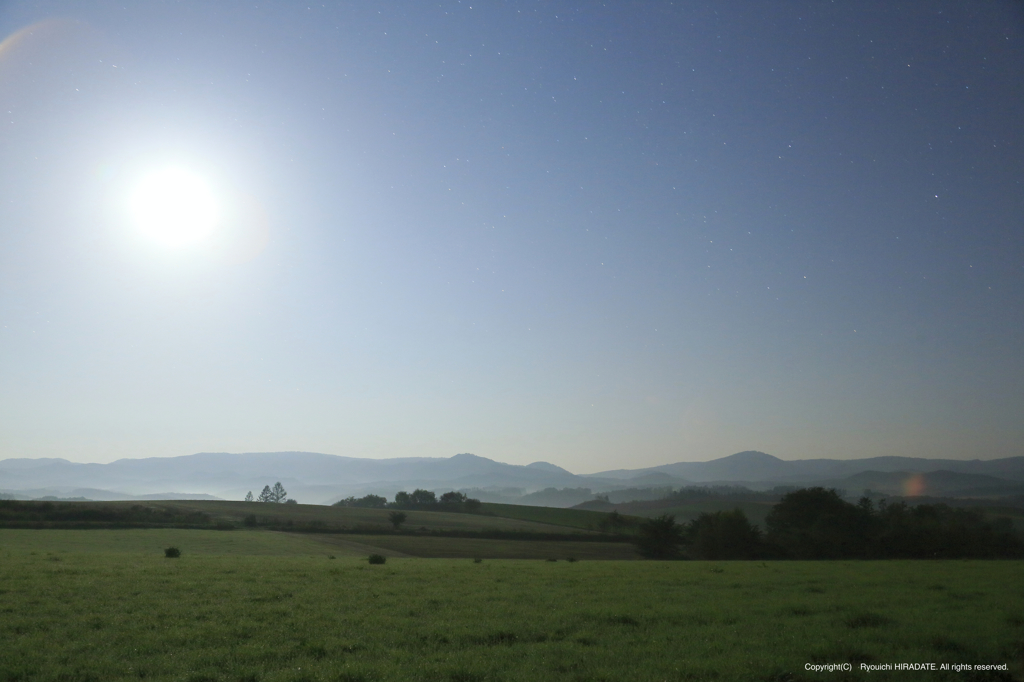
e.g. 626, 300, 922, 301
164, 547, 181, 558
368, 554, 386, 565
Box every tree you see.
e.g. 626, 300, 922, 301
388, 511, 407, 529
765, 487, 874, 559
393, 491, 411, 507
271, 482, 287, 503
284, 498, 298, 505
258, 485, 274, 503
634, 514, 685, 559
244, 491, 254, 503
686, 509, 763, 559
410, 489, 437, 506
439, 491, 467, 507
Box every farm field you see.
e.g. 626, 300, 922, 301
308, 533, 637, 560
1, 529, 1021, 682
129, 500, 596, 535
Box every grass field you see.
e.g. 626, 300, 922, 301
1, 529, 1021, 681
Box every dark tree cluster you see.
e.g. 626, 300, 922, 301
335, 489, 482, 514
632, 488, 1023, 560
333, 494, 388, 509
0, 500, 211, 527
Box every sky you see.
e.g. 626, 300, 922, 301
0, 1, 1021, 472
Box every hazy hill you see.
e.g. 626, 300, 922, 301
2, 450, 1022, 505
586, 451, 1024, 485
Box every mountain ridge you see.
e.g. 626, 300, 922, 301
2, 450, 1022, 505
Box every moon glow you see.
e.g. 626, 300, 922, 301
127, 167, 220, 248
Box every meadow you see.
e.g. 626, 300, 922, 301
0, 528, 1021, 682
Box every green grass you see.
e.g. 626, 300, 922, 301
0, 529, 1021, 681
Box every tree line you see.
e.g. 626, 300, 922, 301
243, 482, 296, 504
333, 489, 482, 514
634, 487, 1024, 560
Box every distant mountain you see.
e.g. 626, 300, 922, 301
585, 451, 1024, 485
2, 450, 1022, 505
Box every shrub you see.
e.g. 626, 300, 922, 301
164, 547, 181, 558
388, 511, 407, 529
368, 554, 386, 565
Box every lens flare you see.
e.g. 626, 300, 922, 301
903, 473, 925, 497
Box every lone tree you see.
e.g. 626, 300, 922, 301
388, 511, 407, 529
634, 514, 685, 559
244, 491, 254, 502
271, 482, 288, 503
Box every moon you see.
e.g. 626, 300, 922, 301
127, 167, 220, 248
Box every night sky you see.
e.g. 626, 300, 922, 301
0, 1, 1021, 471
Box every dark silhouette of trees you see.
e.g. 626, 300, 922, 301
333, 494, 388, 508
765, 488, 874, 559
439, 491, 467, 507
873, 500, 1023, 559
634, 514, 685, 559
255, 482, 288, 503
686, 509, 765, 559
389, 490, 481, 513
410, 489, 437, 506
763, 488, 1023, 559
